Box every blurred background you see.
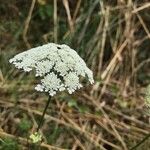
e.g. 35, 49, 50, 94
0, 0, 150, 149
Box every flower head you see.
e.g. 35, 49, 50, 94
29, 132, 42, 143
9, 43, 94, 96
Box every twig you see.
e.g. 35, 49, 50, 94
62, 0, 74, 33
82, 94, 129, 150
54, 0, 58, 43
104, 105, 150, 128
77, 0, 99, 44
73, 0, 81, 21
129, 58, 150, 79
23, 0, 36, 48
101, 39, 128, 80
132, 3, 150, 13
72, 134, 86, 150
129, 133, 150, 150
0, 130, 67, 150
98, 3, 109, 75
134, 8, 150, 40
60, 103, 121, 150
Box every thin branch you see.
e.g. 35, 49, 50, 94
54, 0, 58, 43
62, 0, 74, 33
0, 130, 67, 150
129, 133, 150, 150
23, 0, 36, 48
132, 3, 150, 13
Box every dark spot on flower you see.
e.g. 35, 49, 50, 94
57, 46, 61, 50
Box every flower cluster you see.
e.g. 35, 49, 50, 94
9, 43, 94, 96
29, 132, 42, 143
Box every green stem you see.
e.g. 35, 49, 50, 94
37, 96, 51, 132
130, 133, 150, 150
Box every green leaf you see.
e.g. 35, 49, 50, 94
45, 5, 53, 17
18, 118, 32, 132
0, 138, 19, 150
78, 105, 90, 113
39, 7, 46, 20
67, 99, 77, 107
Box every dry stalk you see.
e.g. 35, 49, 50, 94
98, 3, 109, 75
98, 61, 118, 100
72, 134, 86, 150
0, 130, 67, 150
134, 10, 150, 40
0, 99, 74, 130
71, 141, 78, 150
101, 39, 128, 80
132, 2, 150, 13
104, 105, 150, 128
98, 39, 128, 100
54, 0, 58, 43
115, 121, 149, 135
0, 70, 4, 84
23, 0, 36, 48
0, 98, 119, 150
87, 15, 103, 64
60, 102, 121, 150
62, 0, 74, 33
129, 58, 150, 80
109, 17, 122, 53
83, 94, 128, 150
73, 0, 82, 22
77, 0, 99, 45
96, 120, 116, 138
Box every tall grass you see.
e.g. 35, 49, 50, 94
0, 0, 150, 149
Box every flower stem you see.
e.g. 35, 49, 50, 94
129, 133, 150, 150
37, 96, 51, 132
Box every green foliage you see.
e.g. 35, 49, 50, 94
117, 98, 128, 108
110, 84, 119, 95
38, 4, 53, 20
78, 105, 91, 113
67, 99, 77, 108
1, 0, 150, 149
18, 117, 32, 133
46, 124, 63, 144
67, 99, 91, 113
0, 138, 19, 150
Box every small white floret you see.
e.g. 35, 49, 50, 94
35, 84, 44, 92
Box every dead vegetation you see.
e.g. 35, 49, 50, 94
0, 0, 150, 149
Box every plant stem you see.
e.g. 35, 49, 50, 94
130, 133, 150, 150
37, 96, 51, 132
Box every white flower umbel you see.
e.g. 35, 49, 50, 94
9, 43, 94, 96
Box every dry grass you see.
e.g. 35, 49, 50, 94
0, 0, 150, 149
